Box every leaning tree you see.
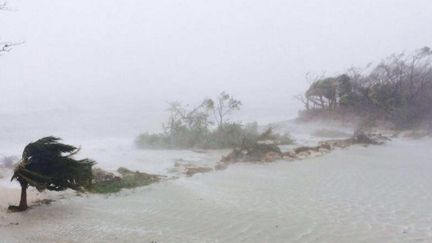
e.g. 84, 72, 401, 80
9, 136, 95, 211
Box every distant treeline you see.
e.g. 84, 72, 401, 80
297, 47, 432, 129
136, 92, 293, 149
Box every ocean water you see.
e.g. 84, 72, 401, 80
1, 137, 432, 242
0, 107, 430, 242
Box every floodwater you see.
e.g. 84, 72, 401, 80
1, 136, 432, 243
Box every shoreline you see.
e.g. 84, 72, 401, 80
1, 137, 432, 242
1, 130, 422, 212
2, 127, 431, 211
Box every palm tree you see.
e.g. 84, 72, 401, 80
9, 136, 95, 211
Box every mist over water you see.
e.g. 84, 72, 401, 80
1, 0, 431, 153
1, 0, 432, 134
1, 1, 432, 242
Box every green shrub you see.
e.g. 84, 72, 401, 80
89, 168, 160, 194
136, 122, 293, 150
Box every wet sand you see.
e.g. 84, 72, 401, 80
1, 138, 432, 243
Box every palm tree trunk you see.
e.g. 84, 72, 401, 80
8, 179, 28, 212
18, 180, 28, 210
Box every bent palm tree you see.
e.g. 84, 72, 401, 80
9, 136, 95, 211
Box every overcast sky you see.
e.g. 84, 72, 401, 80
0, 0, 431, 122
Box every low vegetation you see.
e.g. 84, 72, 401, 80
136, 92, 293, 149
89, 167, 161, 194
220, 132, 390, 165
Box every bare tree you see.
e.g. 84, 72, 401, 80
0, 1, 20, 54
164, 101, 211, 134
0, 41, 20, 53
204, 91, 242, 129
294, 94, 309, 110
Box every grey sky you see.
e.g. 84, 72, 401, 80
0, 0, 431, 123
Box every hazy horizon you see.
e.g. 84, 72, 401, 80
1, 0, 431, 134
1, 2, 432, 242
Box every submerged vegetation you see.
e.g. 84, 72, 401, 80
311, 129, 351, 138
136, 92, 293, 149
220, 132, 390, 165
89, 167, 161, 194
297, 47, 432, 130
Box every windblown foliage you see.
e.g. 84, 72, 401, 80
12, 136, 95, 192
298, 47, 432, 129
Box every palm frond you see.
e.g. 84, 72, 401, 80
12, 136, 95, 192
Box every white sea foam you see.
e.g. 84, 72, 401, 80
1, 137, 432, 242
